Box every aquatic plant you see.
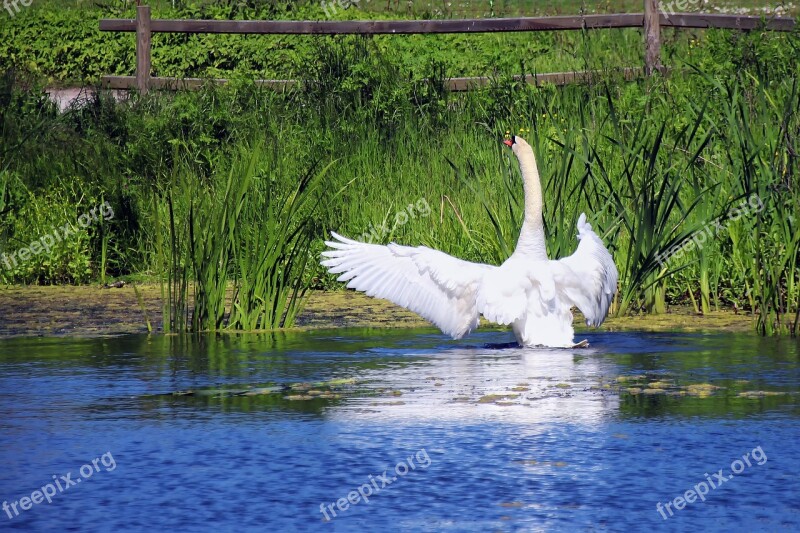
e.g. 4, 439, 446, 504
157, 139, 328, 332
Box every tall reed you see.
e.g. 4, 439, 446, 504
156, 138, 327, 332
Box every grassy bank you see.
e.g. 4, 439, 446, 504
1, 3, 799, 334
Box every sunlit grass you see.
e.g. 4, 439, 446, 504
1, 24, 798, 335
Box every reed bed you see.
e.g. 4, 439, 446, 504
1, 28, 798, 334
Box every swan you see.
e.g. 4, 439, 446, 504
320, 136, 618, 347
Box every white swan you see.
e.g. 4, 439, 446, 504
321, 136, 618, 347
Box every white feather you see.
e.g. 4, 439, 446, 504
556, 213, 619, 327
320, 137, 618, 347
321, 233, 492, 339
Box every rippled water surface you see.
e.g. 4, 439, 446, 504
1, 329, 798, 531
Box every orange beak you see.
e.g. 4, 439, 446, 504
503, 139, 513, 147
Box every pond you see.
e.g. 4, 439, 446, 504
0, 329, 798, 531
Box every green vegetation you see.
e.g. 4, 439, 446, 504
1, 1, 793, 87
0, 1, 650, 86
1, 2, 799, 334
156, 141, 332, 332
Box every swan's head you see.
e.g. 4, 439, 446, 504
502, 135, 531, 155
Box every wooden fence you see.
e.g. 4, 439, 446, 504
99, 1, 796, 94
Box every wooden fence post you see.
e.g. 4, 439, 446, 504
136, 5, 152, 94
644, 0, 662, 74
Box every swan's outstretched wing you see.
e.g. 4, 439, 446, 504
321, 232, 494, 339
555, 213, 618, 326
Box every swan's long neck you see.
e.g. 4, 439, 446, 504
514, 145, 548, 259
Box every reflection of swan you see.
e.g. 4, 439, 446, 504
321, 137, 618, 347
328, 343, 619, 424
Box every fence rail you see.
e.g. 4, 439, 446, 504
99, 12, 795, 34
100, 68, 643, 92
98, 2, 796, 94
99, 14, 645, 33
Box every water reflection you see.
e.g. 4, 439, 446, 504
329, 345, 620, 424
0, 330, 797, 422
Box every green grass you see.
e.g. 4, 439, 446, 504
153, 139, 330, 332
34, 0, 797, 16
3, 1, 795, 87
1, 6, 799, 334
0, 5, 646, 85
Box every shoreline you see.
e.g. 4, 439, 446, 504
0, 284, 755, 339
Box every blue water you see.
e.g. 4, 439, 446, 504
0, 330, 798, 531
